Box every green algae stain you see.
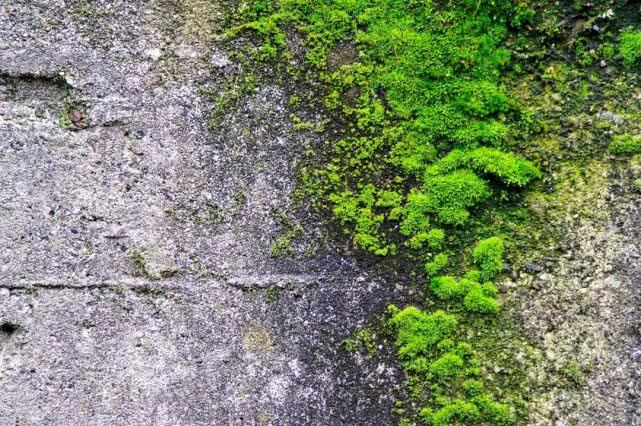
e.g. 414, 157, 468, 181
243, 323, 274, 352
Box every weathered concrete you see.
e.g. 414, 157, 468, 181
0, 2, 402, 424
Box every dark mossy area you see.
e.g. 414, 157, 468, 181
217, 0, 641, 424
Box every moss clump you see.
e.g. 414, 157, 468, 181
425, 253, 448, 277
405, 170, 492, 227
388, 307, 457, 360
472, 237, 505, 281
620, 30, 641, 68
425, 148, 541, 188
430, 277, 500, 314
389, 306, 514, 425
421, 395, 512, 426
610, 134, 641, 155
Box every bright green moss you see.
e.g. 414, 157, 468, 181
610, 134, 641, 155
429, 351, 464, 378
430, 276, 470, 300
422, 395, 514, 426
388, 307, 457, 360
425, 229, 445, 250
329, 184, 402, 255
455, 81, 509, 118
421, 400, 481, 426
409, 228, 446, 251
620, 30, 641, 68
430, 276, 500, 314
473, 394, 514, 425
464, 286, 500, 314
425, 253, 448, 277
402, 171, 491, 232
462, 379, 484, 397
425, 148, 541, 187
472, 237, 505, 281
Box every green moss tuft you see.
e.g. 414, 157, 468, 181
388, 307, 457, 360
425, 253, 449, 277
610, 134, 641, 155
472, 237, 505, 281
620, 30, 641, 68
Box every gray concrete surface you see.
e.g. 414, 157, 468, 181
0, 2, 403, 424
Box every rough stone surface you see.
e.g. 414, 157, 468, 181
3, 2, 641, 426
508, 150, 641, 425
0, 2, 403, 424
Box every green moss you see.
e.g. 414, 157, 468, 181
425, 148, 541, 188
620, 30, 641, 68
422, 400, 480, 426
226, 0, 551, 423
57, 102, 89, 130
429, 352, 464, 378
271, 210, 303, 257
430, 276, 499, 314
472, 237, 505, 281
265, 287, 279, 302
425, 253, 448, 277
425, 229, 445, 250
344, 328, 377, 357
463, 285, 499, 314
610, 134, 641, 155
388, 306, 457, 361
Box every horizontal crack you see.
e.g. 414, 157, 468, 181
0, 273, 346, 293
226, 274, 326, 290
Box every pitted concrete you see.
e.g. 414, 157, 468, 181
0, 2, 403, 424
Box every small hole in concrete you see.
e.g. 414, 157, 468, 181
0, 322, 19, 336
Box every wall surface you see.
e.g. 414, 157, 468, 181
0, 2, 403, 424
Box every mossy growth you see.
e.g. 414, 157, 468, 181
344, 328, 377, 357
226, 0, 542, 423
472, 237, 505, 282
425, 253, 448, 277
58, 101, 89, 130
130, 246, 179, 280
620, 30, 641, 68
271, 209, 303, 257
389, 306, 514, 425
610, 134, 641, 155
227, 0, 539, 258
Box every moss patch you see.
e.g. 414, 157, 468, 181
221, 0, 641, 423
243, 323, 275, 352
